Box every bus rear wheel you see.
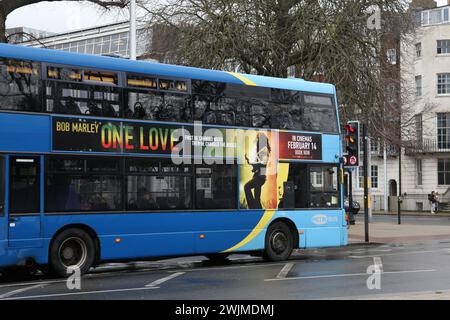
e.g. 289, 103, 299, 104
264, 222, 294, 261
50, 228, 96, 277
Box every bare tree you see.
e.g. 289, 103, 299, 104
0, 0, 129, 43
142, 0, 418, 146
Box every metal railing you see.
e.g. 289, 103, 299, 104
404, 139, 450, 155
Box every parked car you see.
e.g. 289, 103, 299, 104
344, 198, 360, 215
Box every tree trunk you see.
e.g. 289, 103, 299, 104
0, 8, 6, 43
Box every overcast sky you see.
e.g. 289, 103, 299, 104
6, 1, 129, 33
5, 0, 449, 34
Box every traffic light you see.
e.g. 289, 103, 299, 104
343, 121, 360, 167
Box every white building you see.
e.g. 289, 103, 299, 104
10, 21, 151, 60
396, 3, 450, 212
352, 2, 450, 213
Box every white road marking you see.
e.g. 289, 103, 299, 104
264, 269, 436, 282
145, 272, 185, 287
0, 279, 66, 289
2, 286, 160, 300
276, 263, 294, 279
172, 262, 287, 273
0, 284, 47, 299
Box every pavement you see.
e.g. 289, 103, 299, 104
348, 214, 450, 243
372, 210, 450, 217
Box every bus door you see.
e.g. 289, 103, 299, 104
0, 156, 5, 242
8, 156, 42, 248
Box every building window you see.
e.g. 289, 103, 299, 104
437, 40, 450, 54
358, 166, 377, 189
416, 159, 423, 186
415, 75, 422, 97
387, 49, 397, 65
386, 84, 397, 103
438, 159, 450, 185
358, 166, 364, 189
437, 74, 450, 95
423, 8, 450, 25
415, 113, 423, 143
287, 65, 296, 78
422, 11, 430, 25
438, 113, 450, 150
370, 139, 379, 153
371, 165, 378, 189
415, 43, 422, 58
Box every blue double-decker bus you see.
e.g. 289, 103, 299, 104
0, 43, 347, 277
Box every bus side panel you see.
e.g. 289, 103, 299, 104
0, 114, 51, 153
322, 135, 341, 163
215, 209, 346, 253
41, 211, 265, 261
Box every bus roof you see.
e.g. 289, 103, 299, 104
0, 43, 336, 95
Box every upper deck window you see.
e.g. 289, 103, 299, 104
127, 75, 157, 89
47, 66, 82, 82
158, 79, 188, 92
84, 70, 118, 85
302, 94, 338, 133
0, 58, 42, 112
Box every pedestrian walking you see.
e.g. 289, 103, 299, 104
435, 192, 440, 213
429, 191, 437, 214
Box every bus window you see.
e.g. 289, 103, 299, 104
9, 157, 40, 214
309, 166, 339, 208
0, 157, 4, 216
126, 158, 191, 211
193, 95, 235, 126
46, 81, 119, 117
195, 165, 236, 210
45, 156, 122, 213
125, 90, 192, 122
278, 163, 309, 209
303, 95, 338, 134
0, 59, 42, 112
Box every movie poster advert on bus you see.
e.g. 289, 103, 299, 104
278, 131, 322, 161
52, 117, 238, 156
52, 117, 323, 162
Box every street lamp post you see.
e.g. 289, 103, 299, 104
129, 0, 137, 61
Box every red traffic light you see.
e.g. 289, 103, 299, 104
345, 124, 356, 133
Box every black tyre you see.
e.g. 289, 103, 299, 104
50, 228, 96, 277
264, 221, 294, 261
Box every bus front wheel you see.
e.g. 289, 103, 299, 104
50, 228, 96, 277
264, 222, 294, 261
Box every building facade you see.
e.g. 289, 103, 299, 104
9, 21, 151, 60
397, 2, 450, 212
348, 0, 445, 213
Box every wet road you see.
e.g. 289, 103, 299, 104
2, 238, 450, 300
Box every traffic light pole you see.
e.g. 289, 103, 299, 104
348, 169, 355, 225
363, 124, 369, 243
398, 146, 402, 225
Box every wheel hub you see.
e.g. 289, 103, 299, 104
58, 237, 88, 269
271, 231, 288, 254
